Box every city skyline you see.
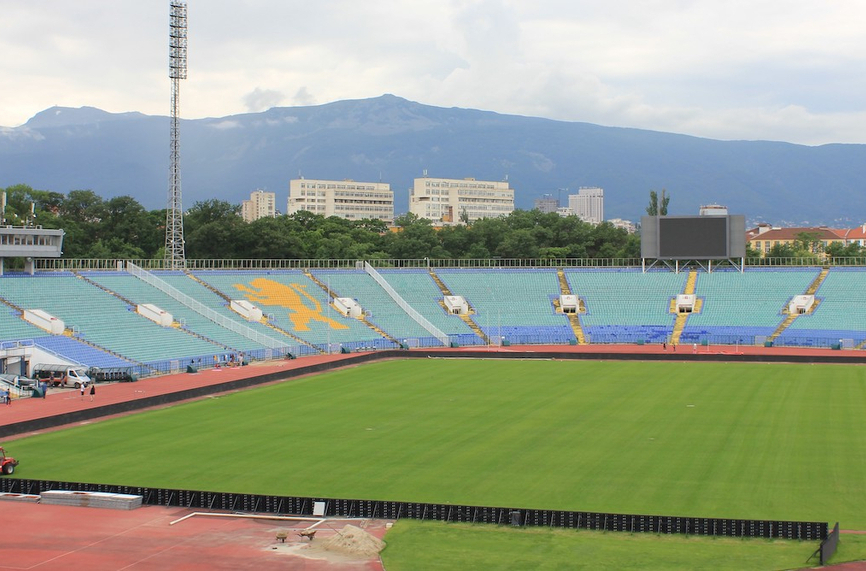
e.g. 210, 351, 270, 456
1, 1, 865, 145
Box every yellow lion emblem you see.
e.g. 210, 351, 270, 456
235, 278, 349, 332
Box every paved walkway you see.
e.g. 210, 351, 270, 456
0, 353, 359, 433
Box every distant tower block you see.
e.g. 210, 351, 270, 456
165, 1, 188, 269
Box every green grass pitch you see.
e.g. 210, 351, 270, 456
7, 359, 866, 530
8, 358, 866, 569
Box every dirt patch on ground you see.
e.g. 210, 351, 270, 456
270, 523, 388, 566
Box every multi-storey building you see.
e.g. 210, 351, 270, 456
287, 179, 394, 223
746, 225, 845, 256
567, 187, 604, 225
607, 218, 637, 233
409, 176, 514, 225
699, 204, 728, 216
533, 196, 559, 214
241, 189, 276, 222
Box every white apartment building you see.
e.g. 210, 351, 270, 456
241, 189, 276, 222
409, 176, 514, 225
568, 187, 604, 225
287, 179, 394, 223
608, 218, 637, 233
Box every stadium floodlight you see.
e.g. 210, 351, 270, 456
165, 1, 188, 270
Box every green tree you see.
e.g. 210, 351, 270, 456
97, 196, 162, 257
185, 199, 240, 232
793, 231, 824, 255
825, 241, 864, 259
766, 242, 797, 262
186, 216, 247, 259
60, 190, 104, 224
385, 215, 446, 259
438, 225, 473, 258
468, 217, 509, 257
745, 242, 763, 260
496, 228, 538, 258
646, 189, 670, 216
1, 184, 36, 225
87, 237, 148, 259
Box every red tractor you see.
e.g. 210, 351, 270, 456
0, 447, 18, 475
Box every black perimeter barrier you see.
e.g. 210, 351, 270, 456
0, 478, 828, 542
817, 522, 840, 565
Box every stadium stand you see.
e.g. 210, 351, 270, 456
192, 270, 394, 351
28, 335, 135, 369
1, 266, 864, 373
84, 272, 270, 354
435, 269, 575, 344
310, 269, 440, 346
566, 269, 687, 344
377, 269, 483, 346
0, 274, 223, 367
778, 268, 866, 347
0, 304, 48, 343
682, 268, 819, 345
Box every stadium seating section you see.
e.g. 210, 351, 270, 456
682, 269, 820, 345
1, 266, 864, 373
778, 268, 866, 347
565, 269, 686, 344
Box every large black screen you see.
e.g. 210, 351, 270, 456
659, 217, 728, 258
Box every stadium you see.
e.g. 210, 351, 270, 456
1, 250, 866, 568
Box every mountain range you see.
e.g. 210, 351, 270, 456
1, 94, 864, 226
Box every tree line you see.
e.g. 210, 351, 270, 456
1, 184, 640, 260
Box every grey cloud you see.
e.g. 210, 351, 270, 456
291, 87, 315, 106
242, 88, 286, 113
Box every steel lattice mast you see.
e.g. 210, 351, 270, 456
165, 1, 187, 269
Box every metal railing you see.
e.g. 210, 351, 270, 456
364, 262, 449, 346
32, 256, 866, 272
126, 262, 290, 351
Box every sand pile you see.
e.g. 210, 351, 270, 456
321, 524, 385, 557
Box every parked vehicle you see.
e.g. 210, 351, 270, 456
0, 447, 18, 475
0, 373, 38, 390
33, 364, 92, 388
88, 367, 137, 383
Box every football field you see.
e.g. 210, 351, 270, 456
9, 358, 866, 530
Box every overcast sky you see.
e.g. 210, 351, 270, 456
2, 0, 864, 145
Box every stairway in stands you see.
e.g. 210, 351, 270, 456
767, 268, 829, 343
670, 270, 698, 346
556, 269, 586, 344
428, 269, 489, 344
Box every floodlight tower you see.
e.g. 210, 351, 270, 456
165, 1, 188, 269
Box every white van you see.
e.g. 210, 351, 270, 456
33, 364, 92, 388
